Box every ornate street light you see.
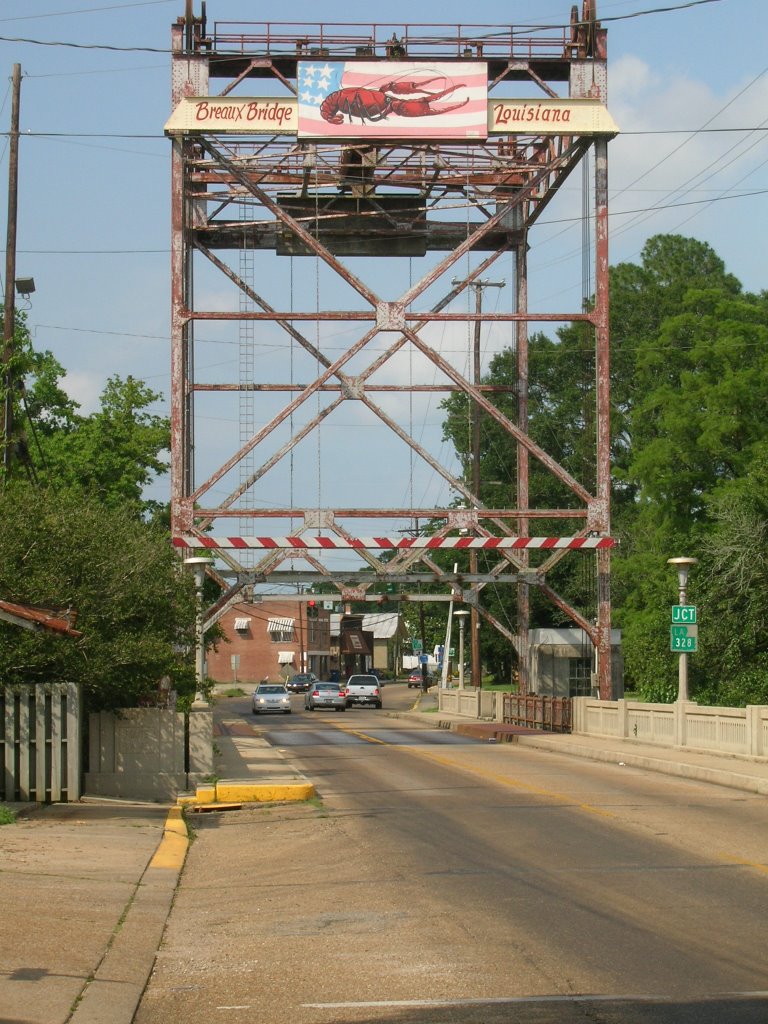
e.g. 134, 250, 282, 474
454, 609, 470, 689
667, 556, 697, 702
184, 556, 213, 705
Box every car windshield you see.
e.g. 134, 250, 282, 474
258, 686, 286, 694
348, 676, 376, 684
315, 683, 338, 690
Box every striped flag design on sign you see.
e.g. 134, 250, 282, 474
297, 61, 488, 139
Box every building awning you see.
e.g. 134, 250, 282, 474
234, 617, 251, 631
339, 629, 373, 655
278, 650, 295, 664
529, 628, 622, 647
268, 617, 295, 632
0, 599, 82, 638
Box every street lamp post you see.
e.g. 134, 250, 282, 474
184, 557, 212, 705
454, 610, 469, 688
667, 556, 697, 702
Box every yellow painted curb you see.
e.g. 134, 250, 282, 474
149, 806, 189, 870
190, 785, 217, 804
177, 780, 315, 808
216, 781, 315, 803
164, 806, 187, 832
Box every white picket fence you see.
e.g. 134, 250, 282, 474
1, 683, 82, 802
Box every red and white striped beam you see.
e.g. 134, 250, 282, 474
173, 535, 617, 551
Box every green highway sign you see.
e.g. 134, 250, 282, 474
672, 604, 697, 624
670, 624, 698, 652
412, 639, 423, 652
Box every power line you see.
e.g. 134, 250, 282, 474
4, 183, 764, 262
3, 126, 767, 141
0, 1, 175, 22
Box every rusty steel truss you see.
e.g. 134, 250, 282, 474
168, 1, 617, 696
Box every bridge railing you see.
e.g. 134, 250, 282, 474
437, 688, 768, 757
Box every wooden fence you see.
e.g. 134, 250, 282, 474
1, 683, 82, 802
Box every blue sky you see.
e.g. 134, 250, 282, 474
0, 0, 766, 521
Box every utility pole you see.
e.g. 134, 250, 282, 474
454, 277, 505, 686
419, 593, 427, 688
2, 64, 21, 484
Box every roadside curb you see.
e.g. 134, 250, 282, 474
177, 779, 316, 807
69, 805, 188, 1024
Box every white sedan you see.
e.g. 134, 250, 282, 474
252, 683, 292, 715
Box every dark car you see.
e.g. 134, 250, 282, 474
367, 668, 390, 685
285, 672, 318, 693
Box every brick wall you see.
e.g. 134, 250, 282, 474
206, 599, 331, 685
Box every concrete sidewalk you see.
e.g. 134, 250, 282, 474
0, 800, 187, 1024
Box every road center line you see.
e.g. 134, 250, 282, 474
328, 722, 616, 817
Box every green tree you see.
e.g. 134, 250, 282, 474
1, 308, 79, 474
1, 308, 170, 517
30, 375, 170, 517
695, 445, 768, 705
609, 240, 767, 700
624, 289, 768, 528
0, 485, 197, 712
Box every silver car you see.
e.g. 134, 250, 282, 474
304, 681, 347, 712
252, 684, 292, 715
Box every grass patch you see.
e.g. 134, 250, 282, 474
0, 804, 17, 826
219, 687, 247, 698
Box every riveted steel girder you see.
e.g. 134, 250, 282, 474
169, 5, 616, 696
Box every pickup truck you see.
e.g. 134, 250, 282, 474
345, 674, 383, 709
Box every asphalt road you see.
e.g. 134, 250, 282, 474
135, 686, 768, 1024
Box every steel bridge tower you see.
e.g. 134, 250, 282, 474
166, 1, 618, 696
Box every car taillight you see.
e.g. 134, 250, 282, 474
373, 687, 379, 695
311, 689, 320, 696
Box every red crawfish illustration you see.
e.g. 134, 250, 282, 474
320, 76, 469, 126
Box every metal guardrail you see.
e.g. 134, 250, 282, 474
210, 21, 570, 62
502, 693, 572, 733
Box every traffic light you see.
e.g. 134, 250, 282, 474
307, 599, 317, 618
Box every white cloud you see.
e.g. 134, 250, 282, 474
61, 369, 105, 415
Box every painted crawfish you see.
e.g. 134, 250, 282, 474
320, 77, 469, 126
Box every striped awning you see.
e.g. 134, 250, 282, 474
268, 617, 294, 632
233, 617, 251, 631
277, 650, 295, 664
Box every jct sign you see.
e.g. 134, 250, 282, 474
672, 605, 697, 624
670, 606, 698, 652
